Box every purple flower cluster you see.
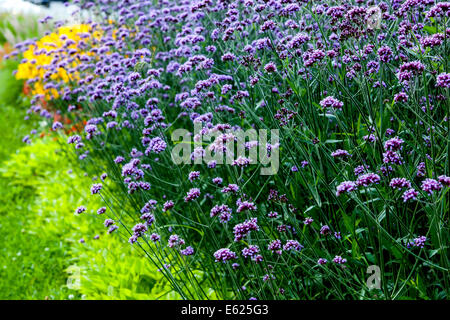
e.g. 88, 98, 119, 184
188, 171, 200, 182
402, 188, 419, 202
241, 245, 262, 262
210, 204, 233, 223
331, 149, 351, 159
421, 178, 442, 195
336, 181, 357, 197
129, 223, 148, 244
75, 206, 86, 214
90, 183, 103, 195
104, 219, 118, 234
181, 246, 195, 256
168, 235, 185, 248
221, 184, 239, 194
438, 175, 450, 187
163, 200, 174, 212
320, 225, 331, 236
233, 218, 259, 242
332, 256, 347, 264
184, 188, 201, 202
356, 173, 381, 187
408, 236, 427, 248
282, 240, 303, 252
384, 137, 404, 151
236, 199, 257, 213
268, 240, 282, 255
436, 73, 450, 88
390, 178, 412, 190
377, 45, 393, 63
319, 96, 344, 110
214, 248, 237, 263
10, 0, 450, 300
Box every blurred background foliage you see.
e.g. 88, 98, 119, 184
0, 11, 47, 45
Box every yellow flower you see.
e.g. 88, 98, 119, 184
16, 24, 101, 100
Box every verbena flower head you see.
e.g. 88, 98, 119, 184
383, 150, 403, 165
233, 218, 259, 242
108, 225, 119, 234
222, 184, 239, 194
332, 256, 347, 264
402, 188, 419, 202
438, 175, 450, 187
131, 223, 148, 236
268, 211, 278, 218
416, 162, 427, 178
150, 233, 161, 242
90, 183, 103, 194
320, 96, 344, 110
384, 137, 404, 151
320, 225, 331, 235
283, 240, 304, 252
331, 149, 351, 159
188, 171, 200, 182
184, 188, 201, 202
436, 73, 450, 88
354, 165, 369, 176
214, 248, 237, 263
264, 62, 277, 73
104, 219, 114, 228
390, 178, 412, 189
421, 178, 442, 195
168, 234, 185, 248
146, 137, 167, 154
409, 236, 427, 248
232, 156, 252, 167
377, 45, 393, 63
181, 246, 195, 256
268, 240, 282, 255
75, 206, 86, 214
336, 181, 357, 196
162, 200, 174, 212
356, 173, 381, 187
241, 245, 260, 260
236, 200, 257, 213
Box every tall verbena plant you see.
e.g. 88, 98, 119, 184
9, 0, 450, 300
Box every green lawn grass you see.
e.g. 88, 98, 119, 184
0, 61, 176, 300
0, 103, 71, 299
0, 121, 177, 299
0, 136, 178, 299
0, 70, 70, 298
